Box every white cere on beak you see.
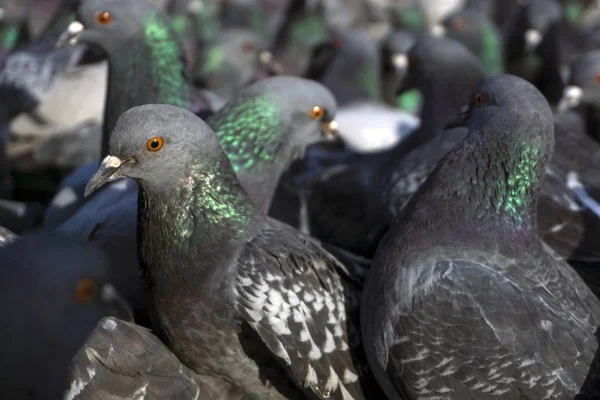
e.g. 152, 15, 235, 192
56, 21, 84, 47
259, 50, 273, 65
392, 54, 408, 70
524, 29, 542, 52
327, 120, 338, 132
431, 24, 446, 37
557, 85, 583, 113
101, 155, 124, 169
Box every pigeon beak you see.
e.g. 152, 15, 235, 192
101, 284, 134, 322
557, 85, 583, 113
321, 120, 340, 141
0, 8, 6, 21
56, 21, 85, 48
444, 104, 473, 130
431, 24, 446, 36
85, 155, 134, 197
259, 50, 283, 75
391, 53, 409, 77
524, 29, 542, 53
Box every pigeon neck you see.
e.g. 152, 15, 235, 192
480, 23, 503, 76
0, 25, 19, 51
403, 130, 547, 241
208, 96, 290, 212
102, 14, 192, 157
140, 161, 260, 248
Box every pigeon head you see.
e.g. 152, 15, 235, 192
0, 232, 132, 398
446, 74, 554, 143
0, 0, 30, 25
441, 74, 554, 224
308, 28, 381, 105
396, 35, 485, 94
210, 76, 338, 169
433, 9, 503, 76
85, 104, 235, 196
559, 50, 600, 111
381, 29, 416, 84
510, 0, 561, 55
57, 0, 171, 53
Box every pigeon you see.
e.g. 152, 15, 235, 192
558, 50, 600, 141
46, 0, 220, 229
433, 8, 504, 76
0, 231, 132, 400
56, 76, 339, 324
0, 32, 84, 198
66, 317, 206, 399
503, 0, 564, 104
306, 36, 486, 257
362, 74, 600, 399
85, 104, 380, 400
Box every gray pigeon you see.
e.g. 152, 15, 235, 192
85, 104, 381, 400
0, 232, 132, 400
45, 0, 219, 230
362, 74, 600, 399
55, 77, 339, 324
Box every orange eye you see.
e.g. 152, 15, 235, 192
332, 38, 343, 49
595, 72, 600, 84
310, 106, 324, 120
451, 17, 466, 31
75, 278, 97, 304
96, 11, 111, 24
147, 137, 164, 151
474, 91, 485, 106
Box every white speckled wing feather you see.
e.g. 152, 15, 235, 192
235, 226, 364, 400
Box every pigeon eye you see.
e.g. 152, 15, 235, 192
474, 91, 486, 106
96, 11, 111, 25
241, 41, 256, 53
332, 38, 343, 48
451, 17, 466, 31
146, 136, 165, 151
310, 106, 324, 120
147, 137, 164, 151
408, 57, 421, 69
595, 73, 600, 84
75, 278, 98, 304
